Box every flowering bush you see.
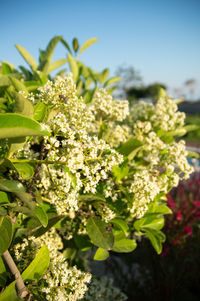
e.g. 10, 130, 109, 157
164, 172, 200, 250
0, 36, 196, 300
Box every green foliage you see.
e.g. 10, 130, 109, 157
86, 217, 114, 250
0, 35, 192, 300
0, 245, 50, 300
0, 113, 49, 138
0, 216, 12, 255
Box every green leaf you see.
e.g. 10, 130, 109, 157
118, 138, 142, 156
33, 215, 64, 237
103, 77, 121, 87
72, 38, 79, 52
13, 163, 34, 180
39, 36, 62, 73
144, 228, 166, 254
0, 113, 50, 138
79, 37, 99, 55
79, 193, 106, 202
14, 92, 34, 117
34, 206, 48, 227
61, 38, 72, 54
146, 203, 172, 215
63, 248, 76, 260
9, 77, 29, 95
0, 245, 50, 300
98, 68, 109, 84
112, 238, 137, 253
44, 36, 62, 63
94, 248, 109, 261
111, 218, 129, 237
0, 179, 35, 210
67, 54, 78, 82
0, 191, 9, 204
0, 179, 25, 193
86, 217, 114, 250
112, 164, 129, 182
34, 101, 47, 122
0, 256, 7, 287
157, 88, 166, 98
46, 59, 68, 74
74, 234, 92, 251
134, 216, 164, 231
0, 75, 10, 87
15, 45, 37, 71
187, 151, 199, 159
0, 216, 12, 255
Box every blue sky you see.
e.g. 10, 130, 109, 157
0, 0, 200, 99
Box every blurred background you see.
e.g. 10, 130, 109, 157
1, 0, 200, 300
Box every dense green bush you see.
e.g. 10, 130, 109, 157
0, 36, 196, 300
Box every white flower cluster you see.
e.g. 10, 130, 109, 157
90, 89, 129, 122
129, 170, 160, 218
82, 276, 127, 301
131, 97, 185, 132
20, 77, 124, 215
13, 229, 91, 301
37, 74, 94, 136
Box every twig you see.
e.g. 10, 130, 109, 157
2, 250, 29, 298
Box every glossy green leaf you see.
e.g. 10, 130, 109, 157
98, 68, 109, 84
13, 163, 34, 180
0, 256, 7, 287
61, 38, 72, 54
39, 36, 62, 73
34, 206, 48, 227
72, 38, 79, 52
0, 179, 35, 210
15, 45, 37, 70
74, 234, 92, 251
63, 248, 76, 260
111, 218, 129, 237
9, 77, 28, 95
33, 215, 64, 237
0, 113, 50, 138
146, 203, 172, 215
0, 179, 25, 193
79, 37, 99, 55
0, 191, 9, 204
103, 77, 121, 87
134, 216, 164, 231
144, 228, 166, 254
118, 138, 142, 156
0, 75, 10, 87
34, 101, 47, 122
79, 193, 106, 202
112, 164, 129, 182
86, 217, 114, 250
67, 54, 78, 82
46, 59, 68, 74
0, 216, 12, 255
94, 247, 109, 261
14, 92, 34, 117
112, 238, 137, 253
0, 245, 50, 300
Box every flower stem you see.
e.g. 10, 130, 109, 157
2, 250, 29, 298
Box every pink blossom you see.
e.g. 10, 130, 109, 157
184, 226, 192, 236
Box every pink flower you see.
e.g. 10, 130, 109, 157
184, 226, 192, 236
175, 211, 182, 220
192, 201, 200, 207
167, 196, 176, 209
173, 238, 180, 245
161, 247, 169, 257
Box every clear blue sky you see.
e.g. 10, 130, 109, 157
1, 0, 200, 98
